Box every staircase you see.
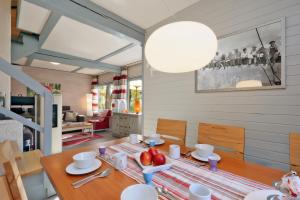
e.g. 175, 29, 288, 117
0, 58, 53, 156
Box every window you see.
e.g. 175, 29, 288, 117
128, 79, 142, 113
107, 83, 114, 110
98, 85, 107, 110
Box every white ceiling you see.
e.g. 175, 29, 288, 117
30, 59, 80, 72
41, 16, 132, 60
90, 0, 201, 28
102, 45, 142, 66
75, 68, 105, 75
18, 1, 50, 34
15, 0, 201, 73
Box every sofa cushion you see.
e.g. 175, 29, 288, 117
64, 111, 77, 122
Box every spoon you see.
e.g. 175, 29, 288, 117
162, 186, 178, 200
156, 186, 177, 200
73, 168, 112, 188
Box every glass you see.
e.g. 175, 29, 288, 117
208, 156, 218, 172
128, 79, 142, 113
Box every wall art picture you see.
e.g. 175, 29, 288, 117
195, 18, 285, 92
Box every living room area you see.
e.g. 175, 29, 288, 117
9, 61, 143, 151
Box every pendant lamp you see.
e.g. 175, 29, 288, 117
145, 21, 217, 73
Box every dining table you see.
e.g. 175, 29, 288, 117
41, 136, 285, 200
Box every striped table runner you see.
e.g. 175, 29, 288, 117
104, 142, 274, 200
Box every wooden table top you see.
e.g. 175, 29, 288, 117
41, 137, 285, 200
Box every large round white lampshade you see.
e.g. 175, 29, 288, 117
145, 21, 217, 73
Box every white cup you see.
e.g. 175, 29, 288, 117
149, 134, 161, 143
169, 144, 180, 159
72, 151, 96, 169
195, 144, 214, 158
189, 183, 211, 200
129, 134, 139, 144
112, 152, 127, 170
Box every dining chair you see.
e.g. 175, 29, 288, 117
0, 140, 43, 177
198, 122, 245, 159
0, 175, 13, 200
290, 132, 300, 174
0, 142, 28, 200
156, 118, 187, 145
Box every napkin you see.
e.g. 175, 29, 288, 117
281, 171, 300, 197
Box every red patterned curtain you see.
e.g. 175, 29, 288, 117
112, 70, 127, 112
91, 77, 99, 114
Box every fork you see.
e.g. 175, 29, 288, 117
73, 168, 112, 188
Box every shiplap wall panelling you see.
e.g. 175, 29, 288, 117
144, 0, 300, 171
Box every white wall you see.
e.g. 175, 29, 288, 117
11, 66, 93, 114
0, 0, 11, 108
144, 0, 300, 170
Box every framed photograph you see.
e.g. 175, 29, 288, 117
195, 18, 285, 92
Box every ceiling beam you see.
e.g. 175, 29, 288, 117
30, 52, 121, 73
97, 43, 137, 62
24, 0, 145, 45
11, 34, 39, 62
38, 11, 61, 48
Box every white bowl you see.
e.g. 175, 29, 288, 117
121, 184, 158, 200
189, 183, 211, 200
195, 144, 214, 158
149, 134, 161, 142
72, 151, 96, 169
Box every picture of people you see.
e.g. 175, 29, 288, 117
196, 20, 284, 92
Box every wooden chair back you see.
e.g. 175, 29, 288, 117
0, 141, 27, 200
290, 132, 300, 174
198, 122, 245, 159
156, 118, 187, 145
0, 175, 13, 200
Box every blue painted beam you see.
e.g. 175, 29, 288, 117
97, 43, 136, 61
38, 49, 97, 63
25, 0, 145, 44
25, 55, 34, 66
0, 58, 53, 155
11, 34, 39, 62
38, 11, 61, 48
0, 107, 43, 132
43, 92, 53, 155
0, 58, 51, 96
31, 52, 121, 73
71, 0, 144, 35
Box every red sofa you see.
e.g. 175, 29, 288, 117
88, 110, 112, 131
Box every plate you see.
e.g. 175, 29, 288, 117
191, 151, 221, 162
244, 190, 283, 200
121, 184, 158, 200
66, 159, 102, 175
134, 152, 172, 173
144, 138, 165, 146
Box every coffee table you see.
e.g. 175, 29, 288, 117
62, 122, 94, 142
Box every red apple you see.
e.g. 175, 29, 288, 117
148, 147, 158, 157
140, 151, 152, 166
152, 153, 166, 166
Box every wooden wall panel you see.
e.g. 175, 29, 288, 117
143, 0, 300, 170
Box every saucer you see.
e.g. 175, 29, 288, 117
191, 151, 221, 162
144, 138, 165, 146
66, 159, 101, 175
244, 190, 282, 200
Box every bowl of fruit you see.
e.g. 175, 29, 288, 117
134, 147, 173, 173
